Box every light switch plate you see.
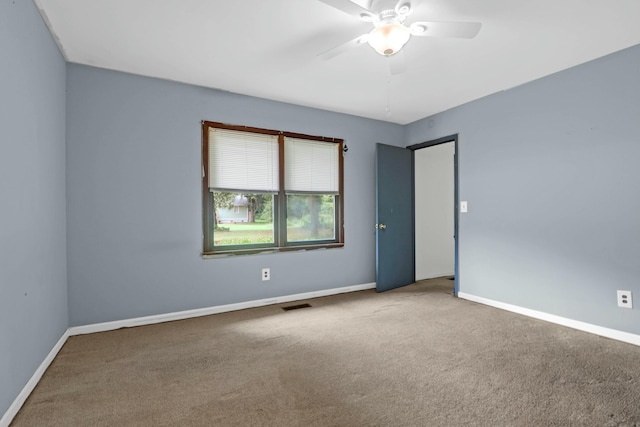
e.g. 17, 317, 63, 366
460, 201, 468, 213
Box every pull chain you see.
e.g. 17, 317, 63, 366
385, 75, 392, 118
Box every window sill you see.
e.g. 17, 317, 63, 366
202, 242, 344, 259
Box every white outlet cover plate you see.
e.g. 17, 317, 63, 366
460, 201, 468, 213
617, 290, 633, 308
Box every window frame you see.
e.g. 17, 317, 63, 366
202, 121, 344, 256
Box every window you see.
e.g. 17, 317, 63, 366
202, 121, 344, 255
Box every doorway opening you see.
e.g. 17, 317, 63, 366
408, 135, 459, 295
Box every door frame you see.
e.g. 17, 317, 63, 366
407, 134, 459, 295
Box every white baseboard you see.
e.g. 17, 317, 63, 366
458, 292, 640, 347
0, 329, 70, 427
69, 282, 376, 336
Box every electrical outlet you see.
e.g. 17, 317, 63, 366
262, 268, 270, 281
617, 290, 632, 309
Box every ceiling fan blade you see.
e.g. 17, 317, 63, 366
317, 0, 376, 20
409, 21, 482, 38
388, 50, 407, 75
317, 34, 369, 61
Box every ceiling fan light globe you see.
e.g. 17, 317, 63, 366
368, 22, 411, 56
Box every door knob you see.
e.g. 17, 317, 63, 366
375, 223, 387, 230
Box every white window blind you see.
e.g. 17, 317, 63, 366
284, 137, 339, 193
208, 128, 279, 192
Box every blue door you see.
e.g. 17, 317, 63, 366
375, 143, 415, 292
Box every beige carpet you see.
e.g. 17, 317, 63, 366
12, 278, 640, 426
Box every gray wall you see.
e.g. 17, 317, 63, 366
0, 0, 68, 417
65, 64, 405, 326
407, 43, 640, 335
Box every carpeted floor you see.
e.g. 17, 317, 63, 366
11, 277, 640, 426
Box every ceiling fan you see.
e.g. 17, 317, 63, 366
317, 0, 481, 60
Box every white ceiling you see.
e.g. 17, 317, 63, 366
35, 0, 640, 124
